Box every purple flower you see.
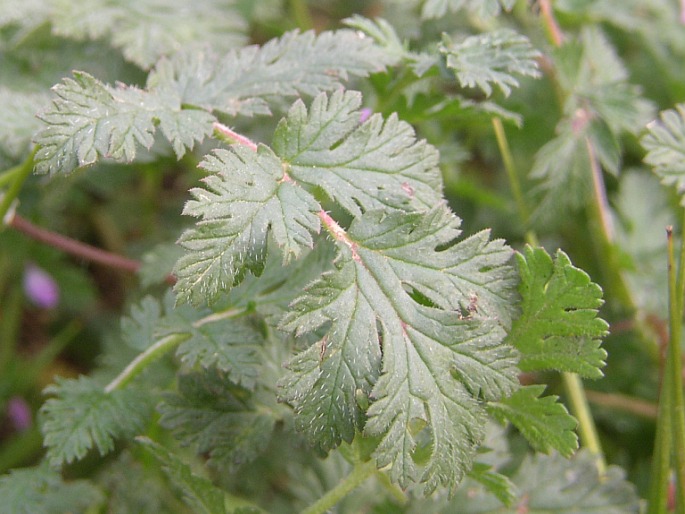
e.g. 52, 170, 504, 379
23, 264, 59, 309
359, 108, 373, 124
7, 396, 32, 431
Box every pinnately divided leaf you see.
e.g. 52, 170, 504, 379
280, 204, 520, 494
509, 246, 608, 378
40, 376, 152, 466
273, 90, 443, 217
488, 384, 578, 457
138, 437, 227, 514
174, 90, 444, 306
34, 29, 399, 175
642, 104, 685, 203
421, 0, 516, 20
440, 29, 541, 97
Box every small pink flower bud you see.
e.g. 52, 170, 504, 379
7, 396, 32, 431
359, 108, 373, 123
23, 264, 59, 309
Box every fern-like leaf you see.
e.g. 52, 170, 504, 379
40, 376, 152, 466
422, 0, 516, 19
138, 437, 227, 514
642, 104, 685, 202
509, 246, 608, 378
440, 29, 540, 97
280, 204, 519, 494
488, 384, 578, 456
158, 369, 276, 472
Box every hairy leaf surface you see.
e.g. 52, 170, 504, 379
280, 204, 519, 493
138, 437, 227, 514
273, 90, 443, 217
488, 385, 578, 456
510, 246, 608, 378
440, 30, 540, 97
158, 369, 276, 472
40, 376, 152, 466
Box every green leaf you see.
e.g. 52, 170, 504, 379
0, 88, 48, 166
421, 0, 516, 19
439, 30, 541, 97
642, 104, 685, 202
173, 144, 321, 306
137, 437, 227, 514
158, 369, 276, 472
273, 90, 443, 217
0, 464, 103, 514
467, 462, 518, 507
488, 385, 578, 456
160, 303, 265, 389
509, 246, 608, 378
121, 295, 163, 351
34, 71, 214, 175
450, 450, 640, 513
40, 376, 152, 466
280, 204, 520, 493
49, 0, 247, 68
148, 29, 399, 117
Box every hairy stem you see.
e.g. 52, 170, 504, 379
301, 459, 377, 514
7, 214, 176, 285
104, 333, 190, 393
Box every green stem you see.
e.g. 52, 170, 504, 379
301, 459, 377, 514
0, 149, 36, 225
562, 372, 606, 474
649, 370, 673, 514
668, 223, 685, 512
104, 333, 190, 393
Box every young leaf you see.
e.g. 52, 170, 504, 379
421, 0, 516, 19
40, 376, 152, 466
642, 104, 685, 202
439, 29, 541, 97
50, 0, 248, 68
509, 246, 608, 378
148, 29, 400, 117
34, 29, 399, 175
173, 144, 321, 306
137, 437, 227, 514
487, 384, 578, 456
0, 464, 103, 514
157, 369, 276, 472
280, 204, 520, 493
450, 450, 640, 513
272, 90, 443, 217
34, 71, 214, 175
159, 303, 265, 389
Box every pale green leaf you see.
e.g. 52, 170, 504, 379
421, 0, 516, 19
121, 295, 163, 351
450, 450, 640, 513
40, 376, 152, 466
440, 30, 540, 97
160, 303, 265, 389
509, 246, 608, 378
0, 464, 103, 514
149, 29, 399, 117
488, 385, 578, 456
137, 437, 227, 514
50, 0, 247, 68
280, 204, 520, 493
273, 90, 443, 217
34, 71, 214, 175
642, 104, 685, 203
0, 88, 48, 166
467, 462, 517, 507
173, 144, 321, 306
158, 369, 275, 472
